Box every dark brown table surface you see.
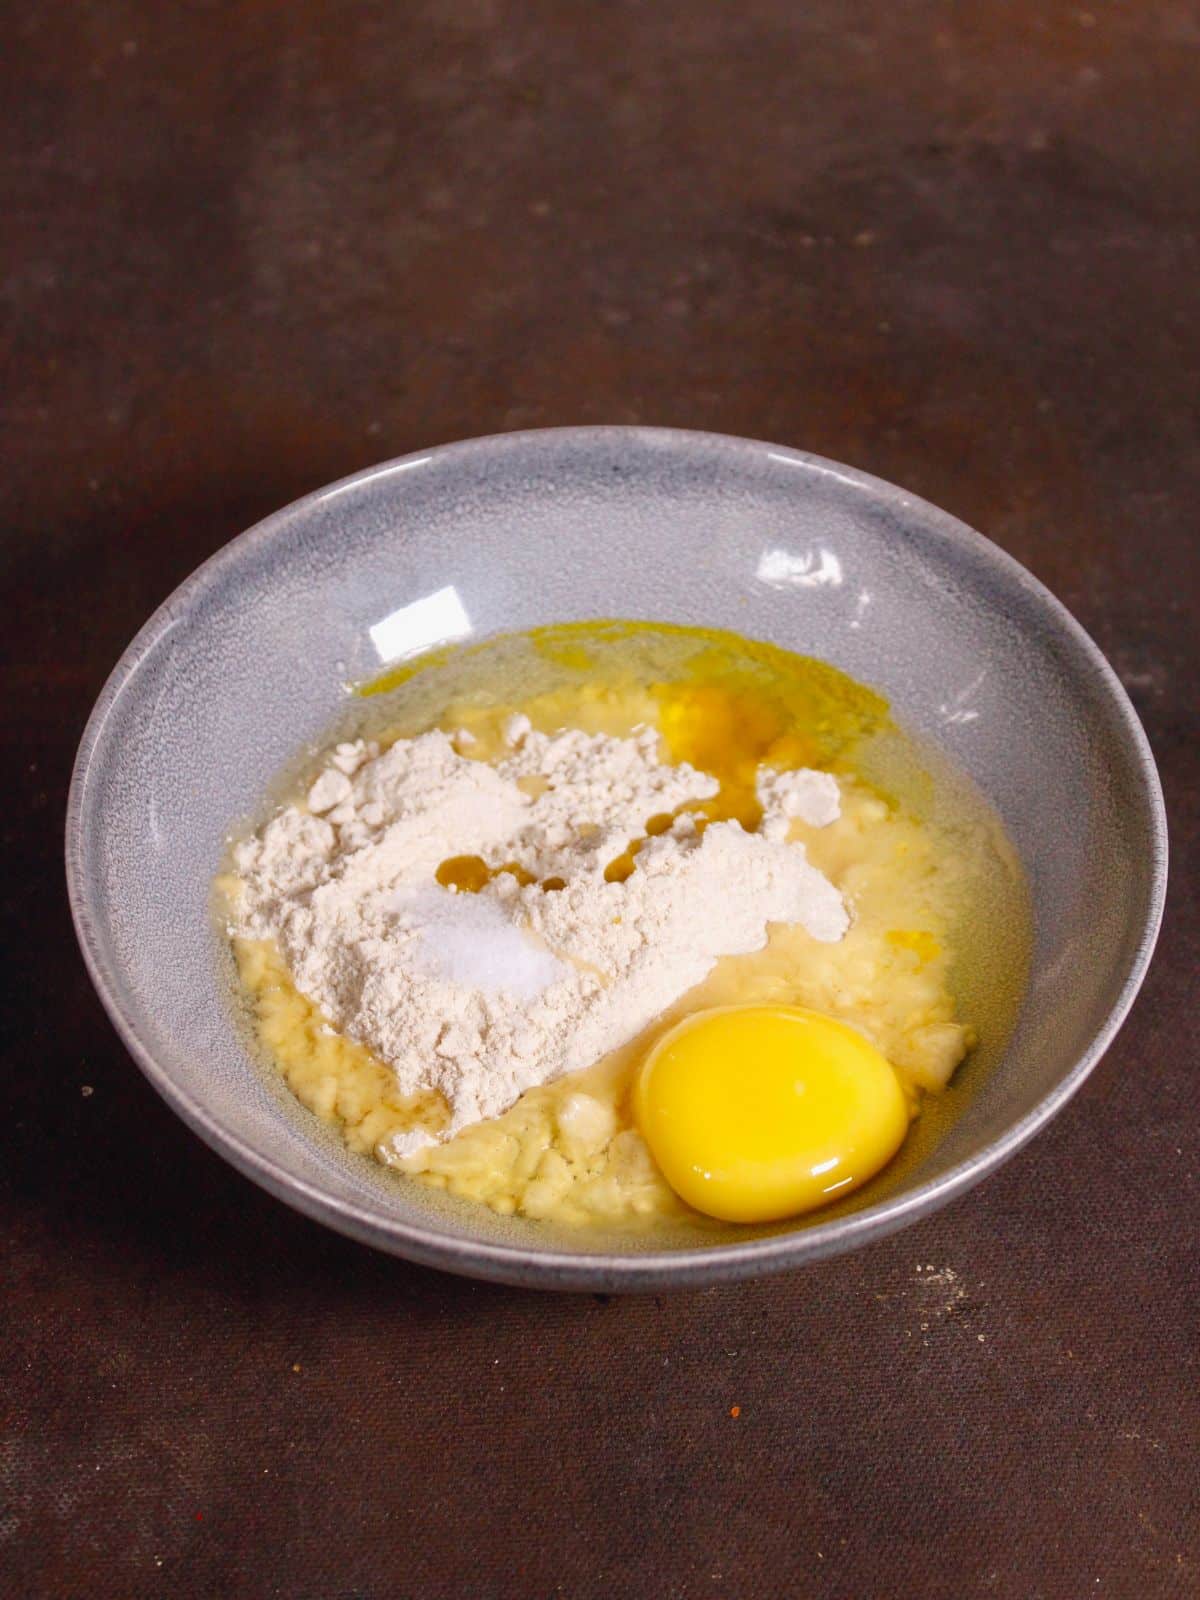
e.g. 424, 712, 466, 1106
4, 4, 1198, 1596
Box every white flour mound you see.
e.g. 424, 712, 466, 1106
230, 719, 849, 1151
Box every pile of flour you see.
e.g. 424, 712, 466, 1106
230, 716, 849, 1153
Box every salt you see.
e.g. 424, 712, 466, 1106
392, 885, 568, 1000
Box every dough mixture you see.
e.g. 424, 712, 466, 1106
219, 623, 1028, 1228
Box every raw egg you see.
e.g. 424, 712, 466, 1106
634, 1005, 909, 1222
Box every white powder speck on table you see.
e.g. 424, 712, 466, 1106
229, 718, 848, 1153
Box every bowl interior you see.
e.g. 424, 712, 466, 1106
68, 429, 1165, 1286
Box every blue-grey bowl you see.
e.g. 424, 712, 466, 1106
65, 428, 1167, 1290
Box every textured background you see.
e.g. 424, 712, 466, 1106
3, 3, 1198, 1596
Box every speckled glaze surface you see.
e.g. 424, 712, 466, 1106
65, 427, 1167, 1290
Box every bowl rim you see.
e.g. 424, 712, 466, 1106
65, 425, 1169, 1291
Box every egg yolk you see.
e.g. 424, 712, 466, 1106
634, 1005, 909, 1223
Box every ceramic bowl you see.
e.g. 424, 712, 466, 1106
66, 428, 1167, 1289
